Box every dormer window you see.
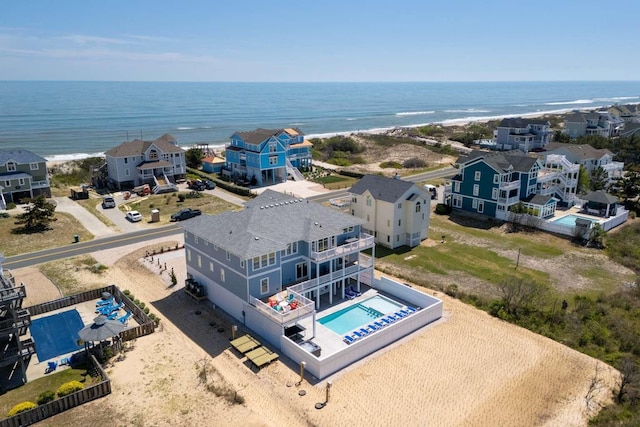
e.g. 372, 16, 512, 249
6, 161, 16, 172
149, 149, 158, 160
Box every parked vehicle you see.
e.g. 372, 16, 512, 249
125, 210, 143, 222
132, 184, 151, 196
170, 208, 202, 222
102, 196, 116, 209
202, 180, 216, 190
187, 179, 206, 191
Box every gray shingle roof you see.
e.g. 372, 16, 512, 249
583, 190, 618, 205
498, 117, 550, 128
348, 174, 415, 203
459, 150, 539, 173
232, 128, 304, 145
545, 143, 612, 160
523, 193, 555, 205
180, 190, 364, 259
0, 149, 47, 166
104, 134, 183, 157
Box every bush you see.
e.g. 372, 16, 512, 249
403, 158, 427, 168
178, 194, 186, 203
0, 212, 9, 219
56, 380, 84, 397
123, 290, 131, 296
37, 390, 56, 405
138, 301, 145, 309
7, 401, 37, 417
143, 307, 150, 314
434, 203, 452, 215
380, 161, 403, 169
6, 202, 16, 210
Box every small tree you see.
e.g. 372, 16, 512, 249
616, 357, 639, 403
589, 166, 609, 191
13, 195, 57, 233
185, 148, 204, 169
577, 166, 590, 195
496, 277, 547, 318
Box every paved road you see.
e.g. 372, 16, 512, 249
3, 225, 182, 270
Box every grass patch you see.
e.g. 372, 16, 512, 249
76, 198, 116, 227
120, 192, 238, 225
39, 255, 106, 295
0, 366, 92, 417
315, 175, 357, 190
0, 212, 94, 257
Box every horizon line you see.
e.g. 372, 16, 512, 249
1, 79, 639, 84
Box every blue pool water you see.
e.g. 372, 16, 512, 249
551, 214, 599, 226
319, 295, 404, 335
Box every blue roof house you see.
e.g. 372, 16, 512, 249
223, 128, 311, 186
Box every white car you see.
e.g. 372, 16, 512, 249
125, 210, 143, 222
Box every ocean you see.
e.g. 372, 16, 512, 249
0, 81, 639, 161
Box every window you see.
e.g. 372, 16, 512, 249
286, 242, 298, 255
4, 180, 9, 187
209, 262, 214, 272
18, 178, 25, 185
269, 142, 277, 152
124, 158, 128, 164
214, 245, 218, 251
253, 257, 260, 270
397, 203, 402, 209
478, 201, 484, 213
452, 196, 462, 208
125, 169, 129, 176
396, 235, 400, 242
387, 236, 390, 243
387, 219, 390, 227
454, 182, 460, 192
475, 171, 481, 181
351, 209, 355, 215
197, 255, 201, 268
226, 251, 231, 261
473, 184, 479, 196
296, 262, 308, 279
366, 197, 372, 207
240, 260, 245, 268
187, 249, 191, 262
261, 254, 268, 268
261, 278, 269, 294
30, 163, 39, 170
493, 175, 499, 184
492, 188, 498, 200
220, 269, 225, 282
416, 202, 421, 213
472, 199, 478, 209
398, 219, 401, 226
269, 156, 278, 165
352, 197, 357, 203
149, 149, 158, 160
268, 252, 275, 265
194, 236, 199, 244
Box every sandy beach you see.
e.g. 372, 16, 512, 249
9, 237, 618, 427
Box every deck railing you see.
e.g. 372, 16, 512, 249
250, 290, 315, 325
310, 233, 374, 261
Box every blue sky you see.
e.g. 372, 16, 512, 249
1, 0, 638, 82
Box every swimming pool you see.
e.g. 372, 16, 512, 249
319, 295, 404, 335
551, 214, 599, 227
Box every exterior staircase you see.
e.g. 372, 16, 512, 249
285, 158, 305, 181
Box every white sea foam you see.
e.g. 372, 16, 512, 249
544, 99, 594, 106
395, 111, 435, 116
177, 127, 194, 130
443, 109, 491, 113
594, 96, 639, 102
45, 152, 106, 162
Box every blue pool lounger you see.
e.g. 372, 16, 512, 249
374, 321, 385, 329
380, 318, 391, 326
343, 335, 356, 344
352, 330, 365, 339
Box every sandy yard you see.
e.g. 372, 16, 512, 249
9, 240, 618, 427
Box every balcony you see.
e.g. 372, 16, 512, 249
250, 290, 315, 325
0, 309, 31, 335
31, 179, 50, 188
0, 285, 26, 306
499, 180, 520, 191
290, 255, 373, 295
0, 338, 36, 367
498, 196, 521, 205
310, 233, 374, 261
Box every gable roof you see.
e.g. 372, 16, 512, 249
233, 128, 305, 145
498, 117, 550, 128
180, 190, 364, 259
104, 134, 183, 157
583, 190, 619, 205
545, 142, 612, 160
0, 149, 47, 166
202, 156, 225, 164
458, 150, 539, 173
348, 174, 416, 203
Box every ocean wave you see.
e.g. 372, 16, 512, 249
443, 109, 491, 113
177, 127, 195, 130
45, 152, 106, 162
594, 96, 639, 102
346, 118, 357, 121
395, 111, 435, 116
544, 99, 594, 106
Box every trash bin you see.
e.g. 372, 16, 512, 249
73, 235, 79, 243
151, 209, 160, 223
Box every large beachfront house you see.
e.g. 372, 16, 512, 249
446, 150, 580, 220
562, 111, 624, 139
104, 134, 185, 192
180, 190, 443, 379
544, 142, 624, 182
493, 118, 553, 152
0, 149, 51, 209
223, 128, 312, 186
348, 174, 431, 249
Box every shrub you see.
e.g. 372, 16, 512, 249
56, 381, 84, 397
0, 212, 9, 218
134, 299, 140, 305
138, 302, 145, 309
178, 194, 186, 202
6, 202, 16, 210
143, 307, 150, 314
434, 203, 452, 215
149, 313, 156, 320
403, 158, 427, 168
37, 390, 56, 405
7, 401, 37, 417
380, 161, 403, 169
123, 290, 131, 296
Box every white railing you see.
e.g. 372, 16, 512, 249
500, 180, 520, 191
31, 179, 49, 188
250, 290, 315, 325
310, 233, 374, 261
285, 157, 304, 181
290, 259, 373, 294
498, 196, 520, 205
602, 209, 629, 231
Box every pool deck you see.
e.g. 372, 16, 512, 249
292, 287, 413, 359
548, 206, 602, 222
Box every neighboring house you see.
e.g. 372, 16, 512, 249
446, 150, 564, 220
544, 142, 624, 181
348, 174, 431, 249
619, 122, 640, 138
0, 149, 51, 207
223, 128, 312, 186
493, 118, 552, 152
581, 190, 620, 218
562, 111, 624, 138
608, 104, 640, 123
202, 156, 225, 174
104, 134, 185, 192
180, 189, 443, 379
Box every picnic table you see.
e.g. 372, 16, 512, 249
230, 334, 261, 354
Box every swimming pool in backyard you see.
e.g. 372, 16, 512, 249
550, 214, 600, 227
319, 295, 404, 335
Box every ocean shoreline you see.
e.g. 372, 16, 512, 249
42, 103, 630, 163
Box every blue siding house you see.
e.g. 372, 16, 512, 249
446, 150, 558, 220
223, 128, 312, 186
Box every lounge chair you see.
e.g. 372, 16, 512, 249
359, 327, 370, 336
107, 311, 119, 320
118, 311, 132, 325
395, 311, 405, 319
386, 315, 397, 323
380, 318, 391, 327
401, 309, 411, 316
348, 285, 361, 297
286, 293, 294, 303
345, 289, 356, 300
406, 306, 417, 313
96, 297, 114, 307
374, 321, 385, 329
343, 335, 355, 344
367, 324, 378, 333
46, 361, 58, 373
59, 357, 71, 366
352, 330, 365, 339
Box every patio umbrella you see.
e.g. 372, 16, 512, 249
78, 315, 127, 343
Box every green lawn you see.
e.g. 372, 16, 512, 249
0, 366, 93, 417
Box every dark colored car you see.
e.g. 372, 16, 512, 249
187, 179, 206, 191
170, 208, 202, 222
202, 180, 216, 190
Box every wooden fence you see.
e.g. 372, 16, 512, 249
0, 355, 110, 427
